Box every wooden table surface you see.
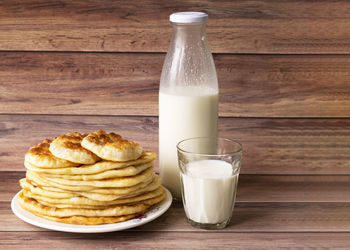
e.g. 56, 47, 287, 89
2, 1, 350, 249
3, 173, 350, 248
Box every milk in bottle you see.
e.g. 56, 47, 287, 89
159, 12, 219, 199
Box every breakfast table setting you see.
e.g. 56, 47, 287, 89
2, 1, 350, 249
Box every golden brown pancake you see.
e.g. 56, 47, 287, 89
81, 130, 143, 162
25, 139, 78, 168
28, 167, 154, 188
26, 170, 157, 193
23, 187, 164, 207
49, 132, 100, 164
18, 189, 166, 217
24, 151, 157, 175
20, 178, 75, 199
18, 130, 166, 225
39, 213, 140, 225
20, 175, 162, 202
39, 162, 153, 180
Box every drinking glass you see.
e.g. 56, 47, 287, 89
177, 137, 242, 229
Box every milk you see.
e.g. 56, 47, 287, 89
180, 160, 238, 224
159, 86, 218, 199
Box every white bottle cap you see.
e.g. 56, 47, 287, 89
170, 12, 208, 23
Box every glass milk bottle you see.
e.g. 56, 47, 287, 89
159, 12, 219, 199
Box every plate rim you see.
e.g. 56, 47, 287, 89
11, 188, 172, 233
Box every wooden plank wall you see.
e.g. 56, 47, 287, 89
3, 1, 350, 246
2, 0, 350, 175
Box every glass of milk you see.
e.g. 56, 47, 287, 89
177, 137, 242, 230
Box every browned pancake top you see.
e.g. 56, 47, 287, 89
26, 139, 52, 157
84, 130, 140, 150
55, 132, 89, 151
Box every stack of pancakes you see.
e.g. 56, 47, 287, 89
18, 130, 166, 225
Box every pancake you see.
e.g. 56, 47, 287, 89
25, 139, 78, 168
26, 170, 157, 194
21, 175, 162, 202
38, 213, 140, 225
23, 187, 164, 207
20, 178, 75, 199
49, 132, 100, 164
18, 130, 165, 225
29, 167, 154, 188
81, 130, 143, 162
78, 176, 162, 201
24, 151, 157, 175
39, 162, 152, 180
36, 200, 118, 209
18, 189, 166, 217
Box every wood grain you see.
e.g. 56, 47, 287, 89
2, 0, 350, 53
2, 52, 350, 117
0, 172, 24, 202
0, 52, 162, 116
2, 115, 350, 174
4, 172, 350, 203
2, 232, 350, 249
1, 1, 350, 247
238, 175, 350, 203
5, 201, 350, 232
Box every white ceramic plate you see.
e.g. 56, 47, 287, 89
11, 188, 172, 233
